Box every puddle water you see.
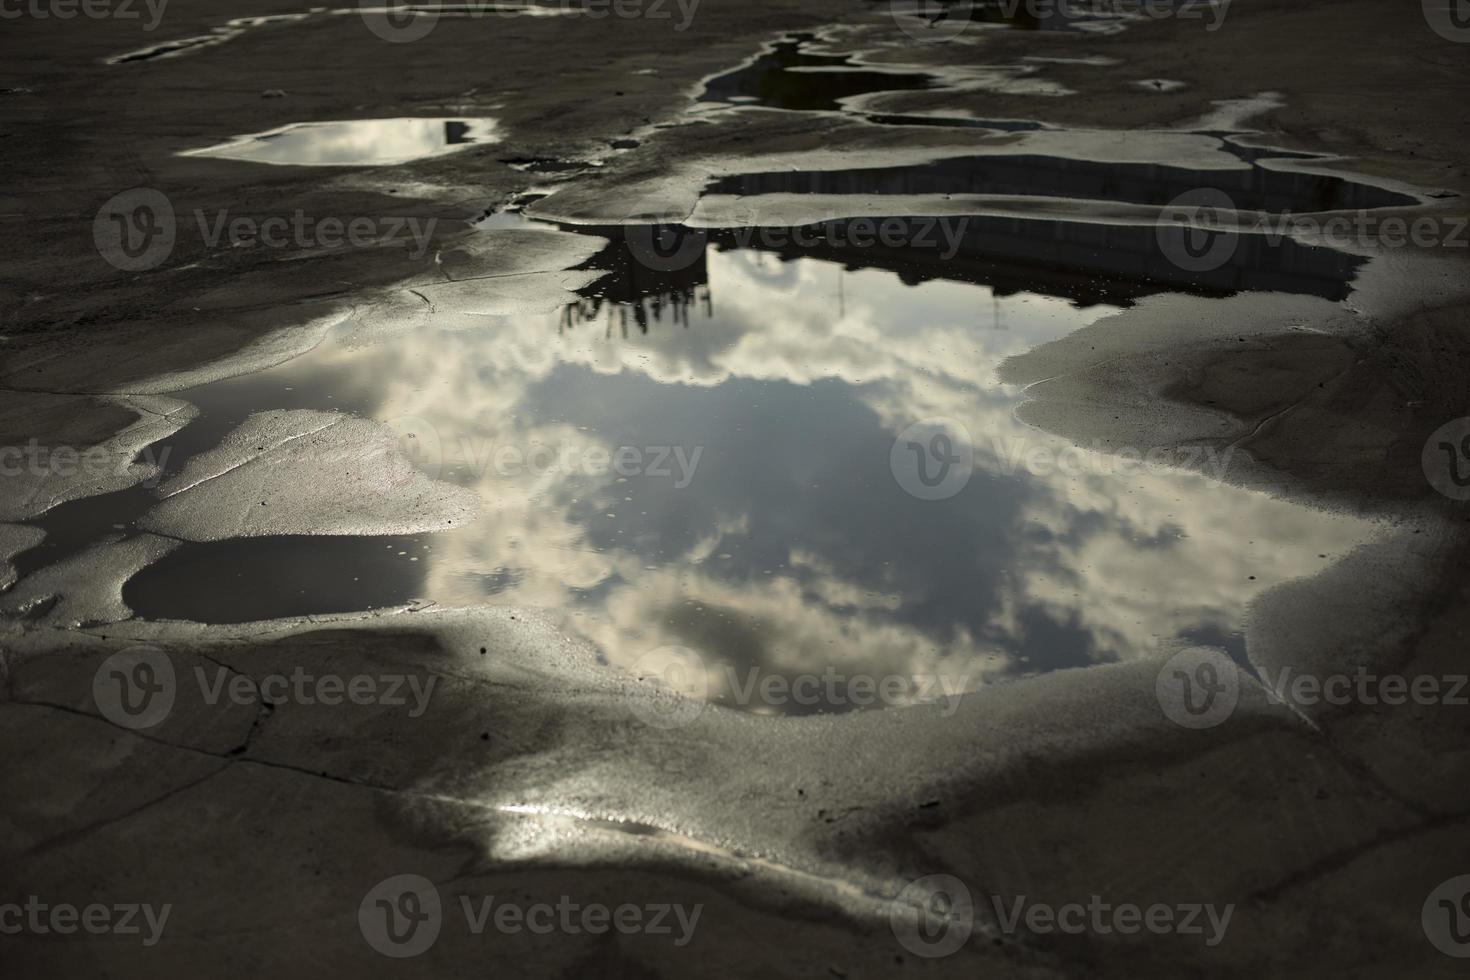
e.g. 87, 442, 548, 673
884, 0, 1135, 33
693, 32, 1288, 139
581, 213, 1361, 305
700, 34, 937, 113
102, 190, 1380, 712
696, 32, 1053, 129
694, 30, 1068, 125
707, 154, 1414, 213
180, 118, 501, 166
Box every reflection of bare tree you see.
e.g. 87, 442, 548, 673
559, 285, 714, 336
557, 223, 715, 335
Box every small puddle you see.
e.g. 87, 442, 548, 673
699, 34, 937, 114
180, 118, 501, 166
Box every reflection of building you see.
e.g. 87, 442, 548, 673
721, 215, 1361, 304
559, 195, 1363, 318
554, 140, 1401, 318
708, 154, 1411, 213
686, 146, 1402, 303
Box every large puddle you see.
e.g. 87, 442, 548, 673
80, 175, 1385, 712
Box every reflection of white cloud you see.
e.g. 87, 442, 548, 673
182, 118, 501, 166
295, 243, 1378, 690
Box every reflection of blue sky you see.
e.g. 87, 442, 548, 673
136, 244, 1379, 704
536, 367, 1035, 651
183, 118, 500, 166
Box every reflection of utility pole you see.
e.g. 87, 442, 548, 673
838, 268, 844, 319
991, 292, 1005, 330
